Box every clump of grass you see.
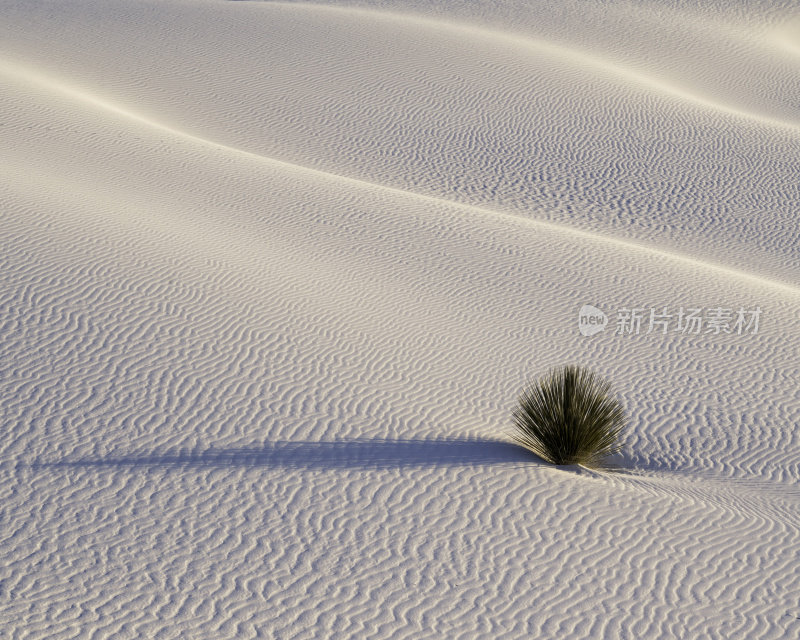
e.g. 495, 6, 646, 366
511, 365, 625, 468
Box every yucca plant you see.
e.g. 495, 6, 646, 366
511, 365, 625, 468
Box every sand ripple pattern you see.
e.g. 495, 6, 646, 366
1, 1, 799, 638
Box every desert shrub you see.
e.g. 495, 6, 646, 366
511, 365, 625, 467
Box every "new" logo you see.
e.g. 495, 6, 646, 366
578, 305, 608, 336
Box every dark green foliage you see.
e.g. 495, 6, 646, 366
511, 365, 626, 468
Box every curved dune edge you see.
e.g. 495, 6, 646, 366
264, 1, 800, 131
2, 57, 798, 298
3, 0, 798, 283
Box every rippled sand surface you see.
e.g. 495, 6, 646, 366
1, 1, 799, 637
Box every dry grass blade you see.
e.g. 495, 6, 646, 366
511, 365, 626, 468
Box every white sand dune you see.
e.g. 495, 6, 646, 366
1, 0, 799, 638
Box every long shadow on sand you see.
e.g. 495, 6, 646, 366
34, 438, 538, 471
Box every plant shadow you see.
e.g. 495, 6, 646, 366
34, 437, 539, 471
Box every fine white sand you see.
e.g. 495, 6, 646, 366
1, 1, 799, 638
